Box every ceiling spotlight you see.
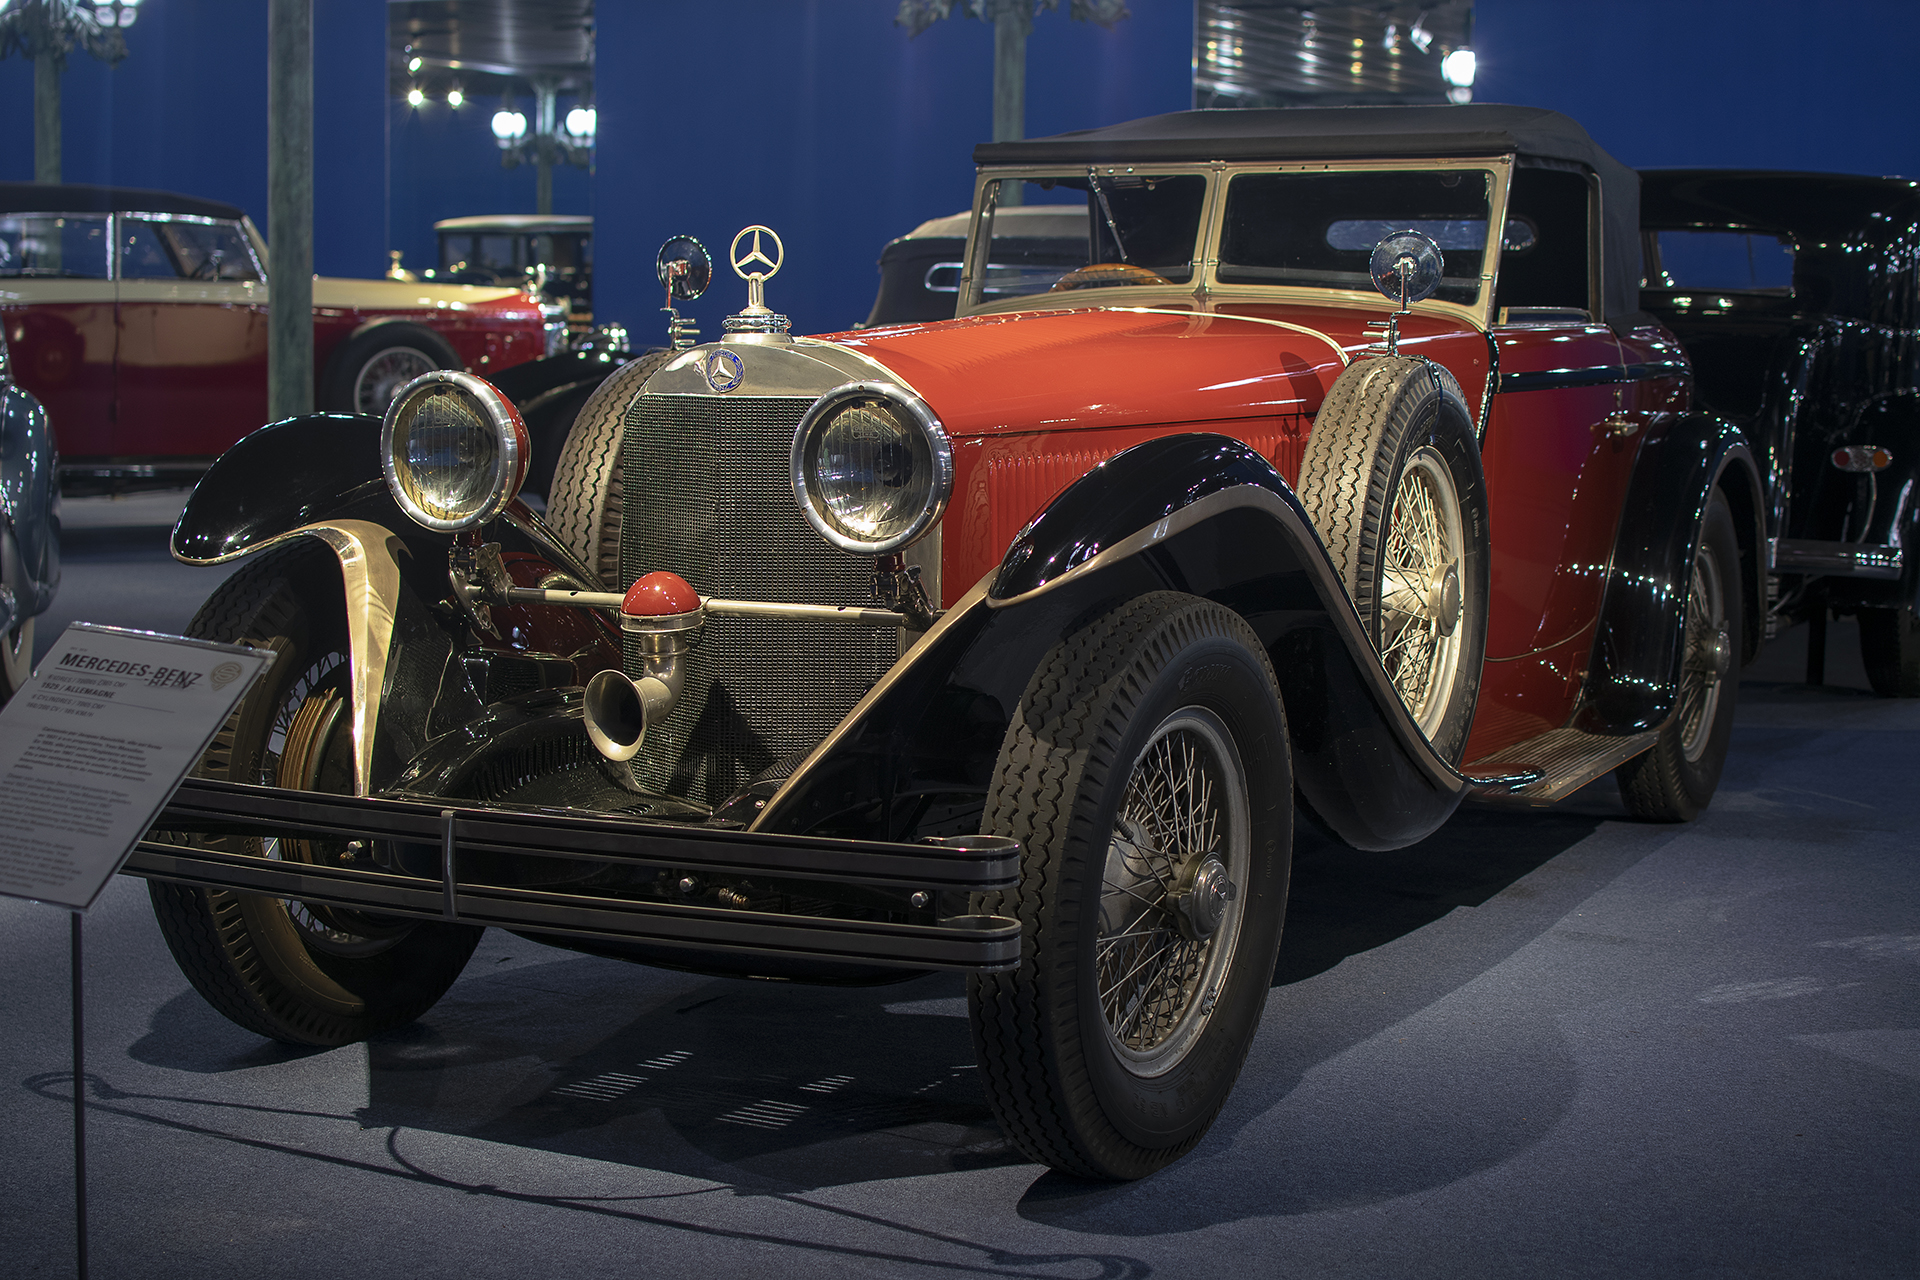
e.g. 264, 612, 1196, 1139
408, 56, 422, 73
1408, 13, 1433, 53
407, 85, 425, 108
1441, 47, 1476, 87
565, 106, 596, 141
447, 85, 464, 108
1383, 23, 1398, 51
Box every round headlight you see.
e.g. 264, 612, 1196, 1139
791, 383, 952, 555
381, 371, 528, 532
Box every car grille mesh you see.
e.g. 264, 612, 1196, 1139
619, 392, 898, 808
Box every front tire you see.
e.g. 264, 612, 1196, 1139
1616, 488, 1742, 821
1859, 601, 1920, 697
969, 593, 1292, 1180
1297, 356, 1489, 762
148, 543, 481, 1046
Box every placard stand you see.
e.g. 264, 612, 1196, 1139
72, 910, 88, 1280
0, 623, 273, 1280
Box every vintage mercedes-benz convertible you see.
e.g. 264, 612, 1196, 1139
130, 105, 1765, 1180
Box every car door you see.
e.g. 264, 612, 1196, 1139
0, 212, 116, 460
113, 214, 268, 460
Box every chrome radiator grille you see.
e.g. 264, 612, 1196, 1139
620, 392, 899, 808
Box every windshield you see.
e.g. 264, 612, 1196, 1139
1218, 169, 1499, 307
967, 172, 1207, 305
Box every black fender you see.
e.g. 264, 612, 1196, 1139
173, 412, 615, 794
751, 435, 1472, 853
1575, 412, 1766, 736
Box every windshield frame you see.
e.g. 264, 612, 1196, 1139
960, 154, 1515, 331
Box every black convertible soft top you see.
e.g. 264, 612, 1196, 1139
977, 105, 1641, 320
0, 182, 246, 222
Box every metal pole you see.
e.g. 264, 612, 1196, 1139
992, 6, 1029, 206
71, 910, 88, 1280
268, 0, 315, 422
34, 52, 60, 184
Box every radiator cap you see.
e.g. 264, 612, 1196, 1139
623, 571, 701, 617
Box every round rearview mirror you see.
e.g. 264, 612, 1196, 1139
657, 235, 712, 302
1369, 231, 1444, 307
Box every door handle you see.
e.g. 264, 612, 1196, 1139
1598, 413, 1640, 438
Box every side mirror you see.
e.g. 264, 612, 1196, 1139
1369, 231, 1444, 310
657, 235, 712, 302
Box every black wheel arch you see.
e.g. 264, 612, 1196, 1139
752, 434, 1471, 853
1576, 410, 1766, 736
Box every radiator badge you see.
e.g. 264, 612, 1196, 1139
703, 348, 744, 393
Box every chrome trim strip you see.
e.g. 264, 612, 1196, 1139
1770, 537, 1905, 579
170, 518, 403, 795
1104, 306, 1350, 367
983, 482, 1467, 795
298, 521, 404, 797
1496, 360, 1688, 393
505, 586, 911, 627
747, 571, 997, 833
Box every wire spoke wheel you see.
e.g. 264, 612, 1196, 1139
1675, 548, 1729, 762
1378, 446, 1465, 735
353, 345, 439, 415
970, 592, 1291, 1180
1097, 709, 1249, 1075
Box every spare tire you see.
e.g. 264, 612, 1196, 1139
1296, 355, 1489, 763
542, 348, 677, 586
318, 322, 462, 416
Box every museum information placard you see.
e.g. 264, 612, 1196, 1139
0, 623, 270, 910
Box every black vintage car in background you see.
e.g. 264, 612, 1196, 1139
1640, 170, 1920, 694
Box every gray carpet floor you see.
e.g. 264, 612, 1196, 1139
2, 493, 1913, 1278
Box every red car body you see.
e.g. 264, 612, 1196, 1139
0, 183, 550, 479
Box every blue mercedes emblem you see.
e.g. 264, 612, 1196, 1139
704, 348, 744, 393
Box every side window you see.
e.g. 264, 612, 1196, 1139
1647, 230, 1792, 292
0, 214, 111, 278
1493, 167, 1593, 315
121, 219, 183, 278
165, 220, 261, 281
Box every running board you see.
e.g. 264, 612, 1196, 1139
1461, 726, 1660, 806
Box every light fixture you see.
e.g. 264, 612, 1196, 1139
1408, 12, 1433, 53
1383, 22, 1398, 51
491, 108, 528, 142
446, 83, 464, 108
407, 84, 425, 108
1441, 47, 1476, 87
564, 105, 595, 141
408, 55, 422, 73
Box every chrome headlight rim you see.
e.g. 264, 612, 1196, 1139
380, 370, 528, 533
790, 381, 954, 556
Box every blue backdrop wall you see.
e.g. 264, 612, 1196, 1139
1, 0, 1914, 337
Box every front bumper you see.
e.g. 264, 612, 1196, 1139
128, 778, 1022, 972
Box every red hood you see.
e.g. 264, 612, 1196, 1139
822, 303, 1480, 437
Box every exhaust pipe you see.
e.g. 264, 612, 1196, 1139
583, 571, 704, 762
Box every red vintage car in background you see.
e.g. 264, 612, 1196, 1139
0, 183, 558, 490
128, 105, 1765, 1183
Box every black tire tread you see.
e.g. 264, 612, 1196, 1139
1859, 603, 1920, 697
146, 543, 480, 1046
1617, 490, 1743, 822
544, 349, 676, 586
970, 592, 1281, 1179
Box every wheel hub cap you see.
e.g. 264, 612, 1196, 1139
1171, 855, 1238, 941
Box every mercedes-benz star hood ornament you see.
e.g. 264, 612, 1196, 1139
721, 224, 792, 340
